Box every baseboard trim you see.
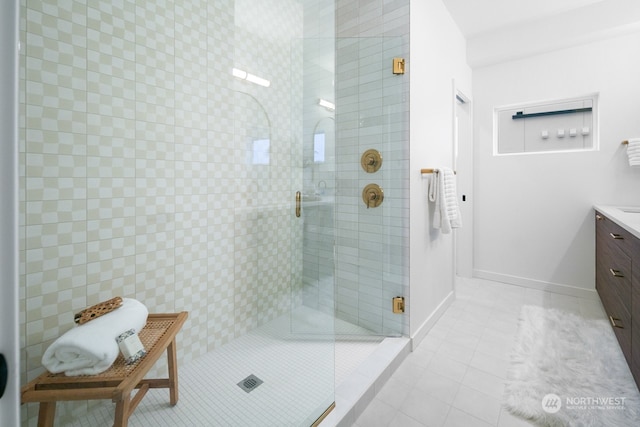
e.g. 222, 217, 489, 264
410, 290, 455, 351
473, 270, 599, 300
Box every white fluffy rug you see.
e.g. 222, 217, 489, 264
504, 305, 640, 427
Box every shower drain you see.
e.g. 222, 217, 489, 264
237, 374, 263, 393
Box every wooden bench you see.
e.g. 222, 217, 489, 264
21, 312, 188, 427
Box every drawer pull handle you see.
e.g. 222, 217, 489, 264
609, 233, 624, 240
596, 214, 603, 220
609, 268, 625, 278
609, 316, 624, 329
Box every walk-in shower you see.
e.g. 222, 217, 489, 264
18, 0, 409, 425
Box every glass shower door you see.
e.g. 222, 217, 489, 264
289, 36, 337, 425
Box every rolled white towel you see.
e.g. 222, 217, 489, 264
42, 298, 148, 376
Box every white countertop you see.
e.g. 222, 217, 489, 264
594, 205, 640, 240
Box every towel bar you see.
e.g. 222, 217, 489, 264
622, 140, 629, 145
511, 107, 592, 120
421, 168, 456, 175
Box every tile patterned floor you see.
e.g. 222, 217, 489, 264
57, 306, 382, 427
353, 277, 610, 427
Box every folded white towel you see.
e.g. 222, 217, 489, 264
627, 138, 640, 166
42, 298, 148, 376
428, 167, 462, 234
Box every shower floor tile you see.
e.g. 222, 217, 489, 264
62, 307, 382, 427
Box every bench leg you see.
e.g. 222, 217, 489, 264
167, 339, 178, 405
114, 394, 131, 427
37, 402, 56, 427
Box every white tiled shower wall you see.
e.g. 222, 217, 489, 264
334, 0, 410, 335
18, 0, 330, 424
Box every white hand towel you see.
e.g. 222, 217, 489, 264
42, 298, 148, 376
627, 138, 640, 166
428, 167, 462, 234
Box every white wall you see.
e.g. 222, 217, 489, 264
409, 0, 471, 346
473, 31, 640, 296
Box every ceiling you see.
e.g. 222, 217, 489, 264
441, 0, 606, 37
441, 0, 640, 67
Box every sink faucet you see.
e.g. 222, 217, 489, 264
316, 180, 327, 195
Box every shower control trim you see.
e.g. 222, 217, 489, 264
361, 149, 382, 173
362, 184, 383, 208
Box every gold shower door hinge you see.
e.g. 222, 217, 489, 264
392, 296, 405, 314
392, 58, 405, 74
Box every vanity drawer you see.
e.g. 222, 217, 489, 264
598, 283, 632, 365
632, 314, 640, 387
596, 240, 632, 312
596, 211, 634, 253
632, 242, 640, 387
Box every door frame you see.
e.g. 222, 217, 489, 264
0, 0, 20, 425
452, 82, 473, 279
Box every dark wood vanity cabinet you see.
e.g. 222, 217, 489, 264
595, 210, 640, 389
632, 229, 640, 388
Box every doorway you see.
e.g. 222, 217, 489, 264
454, 88, 473, 278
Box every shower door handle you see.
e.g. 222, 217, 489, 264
295, 191, 301, 218
0, 353, 7, 399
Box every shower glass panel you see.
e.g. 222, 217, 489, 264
333, 37, 409, 337
19, 0, 336, 425
288, 35, 337, 422
294, 37, 337, 329
295, 36, 408, 339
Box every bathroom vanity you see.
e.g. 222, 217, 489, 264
594, 206, 640, 389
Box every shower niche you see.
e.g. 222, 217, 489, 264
494, 94, 599, 155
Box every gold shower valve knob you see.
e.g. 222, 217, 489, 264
362, 183, 384, 208
361, 149, 382, 173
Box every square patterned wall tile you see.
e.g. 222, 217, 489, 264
17, 0, 410, 424
24, 1, 89, 384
